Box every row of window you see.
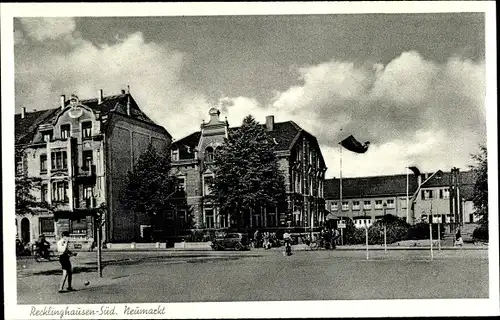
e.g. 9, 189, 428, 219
39, 150, 94, 173
328, 199, 400, 211
203, 209, 228, 229
40, 182, 94, 203
171, 146, 220, 162
421, 188, 450, 200
39, 217, 88, 236
292, 171, 324, 197
40, 122, 92, 142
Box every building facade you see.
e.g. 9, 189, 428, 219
170, 108, 327, 232
15, 89, 171, 248
324, 169, 476, 229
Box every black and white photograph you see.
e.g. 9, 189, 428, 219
2, 2, 498, 319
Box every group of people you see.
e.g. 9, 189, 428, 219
319, 228, 341, 249
253, 230, 280, 249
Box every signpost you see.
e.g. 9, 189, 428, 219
429, 220, 434, 261
338, 220, 346, 246
365, 225, 369, 260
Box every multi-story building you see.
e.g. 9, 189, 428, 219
170, 108, 327, 232
414, 168, 476, 226
15, 89, 171, 248
324, 169, 476, 229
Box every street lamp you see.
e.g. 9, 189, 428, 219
383, 202, 387, 253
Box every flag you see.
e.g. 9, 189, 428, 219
408, 166, 420, 176
340, 135, 370, 153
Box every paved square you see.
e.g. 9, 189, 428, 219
17, 249, 489, 304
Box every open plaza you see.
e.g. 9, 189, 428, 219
17, 246, 488, 304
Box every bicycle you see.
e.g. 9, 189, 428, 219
34, 248, 56, 262
309, 238, 324, 250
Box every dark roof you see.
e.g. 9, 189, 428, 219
172, 121, 302, 160
420, 170, 476, 188
15, 93, 166, 145
325, 174, 420, 199
325, 170, 476, 200
15, 108, 60, 145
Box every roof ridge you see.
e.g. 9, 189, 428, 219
326, 173, 413, 180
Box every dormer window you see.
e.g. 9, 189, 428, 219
171, 148, 179, 161
82, 122, 92, 139
205, 147, 214, 162
60, 124, 70, 140
42, 130, 53, 142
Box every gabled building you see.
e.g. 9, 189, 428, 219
15, 89, 171, 248
414, 168, 477, 225
170, 108, 327, 233
324, 168, 477, 229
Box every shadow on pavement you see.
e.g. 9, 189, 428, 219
29, 254, 259, 276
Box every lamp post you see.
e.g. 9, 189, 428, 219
383, 202, 387, 253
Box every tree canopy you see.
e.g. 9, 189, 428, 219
15, 148, 51, 215
211, 115, 286, 229
124, 143, 178, 229
470, 145, 488, 226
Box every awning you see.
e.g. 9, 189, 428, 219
53, 209, 99, 219
325, 213, 338, 220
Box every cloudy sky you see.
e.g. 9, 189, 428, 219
13, 12, 486, 178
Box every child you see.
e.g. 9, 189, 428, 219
57, 231, 77, 293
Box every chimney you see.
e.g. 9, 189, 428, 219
126, 85, 130, 94
98, 89, 103, 104
21, 107, 26, 119
126, 94, 131, 116
121, 89, 126, 94
60, 95, 66, 109
266, 115, 274, 131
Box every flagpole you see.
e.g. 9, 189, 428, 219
339, 142, 342, 222
406, 167, 409, 223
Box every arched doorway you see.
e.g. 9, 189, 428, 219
21, 218, 30, 244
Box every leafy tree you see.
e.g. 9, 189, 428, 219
470, 145, 488, 226
211, 115, 286, 230
124, 143, 178, 232
15, 148, 51, 215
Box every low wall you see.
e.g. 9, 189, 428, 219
107, 242, 167, 250
173, 242, 212, 249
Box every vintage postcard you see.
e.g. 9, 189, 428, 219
2, 2, 498, 319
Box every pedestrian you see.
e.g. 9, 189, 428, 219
331, 228, 340, 249
57, 231, 77, 293
454, 228, 463, 247
254, 229, 261, 248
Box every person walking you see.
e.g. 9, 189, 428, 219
283, 230, 292, 255
57, 231, 77, 293
454, 227, 463, 247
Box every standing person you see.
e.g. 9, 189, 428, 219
57, 231, 76, 293
283, 230, 292, 255
331, 228, 340, 249
455, 228, 463, 247
254, 229, 261, 248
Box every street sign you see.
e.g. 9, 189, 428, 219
338, 221, 346, 229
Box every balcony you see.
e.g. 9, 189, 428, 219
75, 165, 96, 182
74, 197, 97, 209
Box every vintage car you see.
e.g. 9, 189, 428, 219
211, 232, 250, 251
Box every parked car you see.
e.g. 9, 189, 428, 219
211, 232, 250, 251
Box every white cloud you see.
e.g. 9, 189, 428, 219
16, 31, 211, 139
19, 17, 76, 42
223, 51, 485, 177
15, 25, 485, 178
